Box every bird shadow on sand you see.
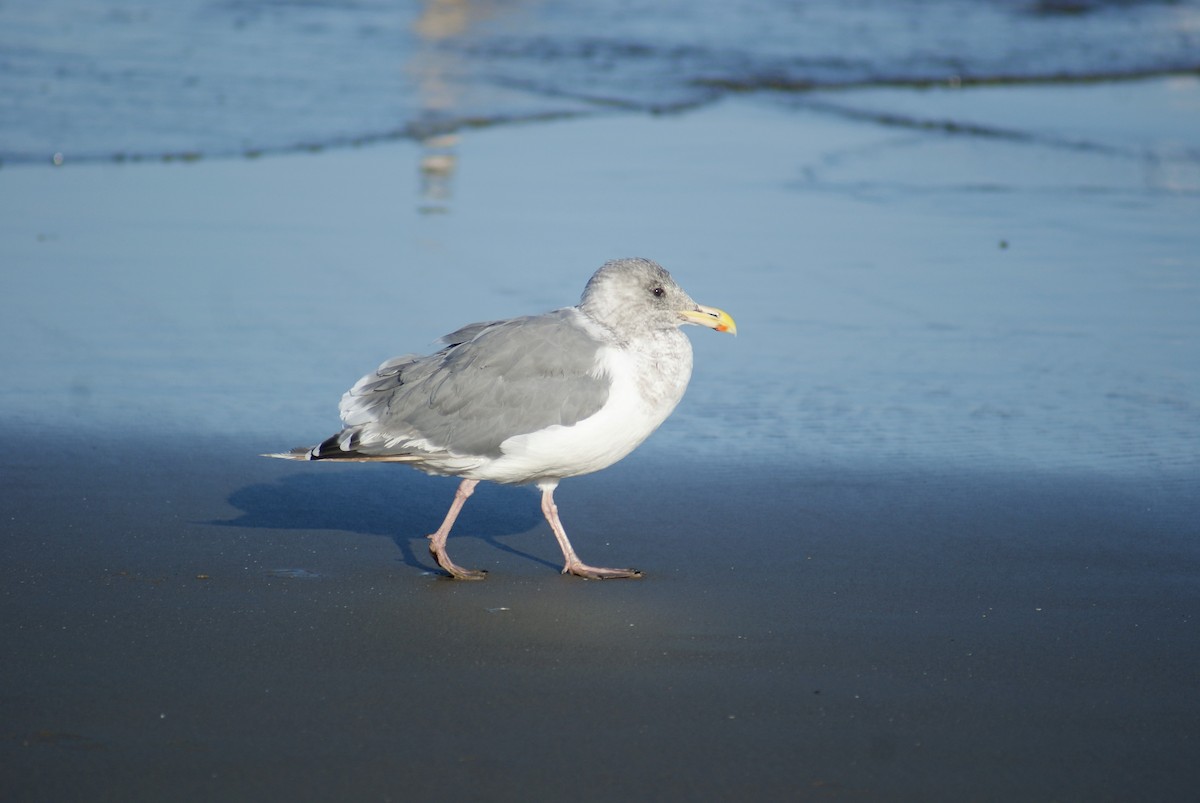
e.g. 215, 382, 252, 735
210, 468, 554, 575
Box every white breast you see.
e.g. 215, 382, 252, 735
471, 333, 694, 485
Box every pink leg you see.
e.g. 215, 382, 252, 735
540, 485, 641, 580
427, 479, 486, 580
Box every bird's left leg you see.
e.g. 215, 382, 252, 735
427, 479, 487, 580
539, 484, 641, 579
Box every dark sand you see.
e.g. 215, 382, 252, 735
3, 87, 1199, 800
4, 434, 1198, 801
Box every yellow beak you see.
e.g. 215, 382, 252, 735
678, 304, 737, 335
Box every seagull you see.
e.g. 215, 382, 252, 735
266, 258, 736, 580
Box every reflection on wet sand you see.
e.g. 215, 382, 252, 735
410, 0, 517, 212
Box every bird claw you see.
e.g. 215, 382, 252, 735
442, 566, 488, 581
563, 563, 643, 580
428, 542, 488, 580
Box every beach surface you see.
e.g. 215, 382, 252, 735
3, 11, 1200, 798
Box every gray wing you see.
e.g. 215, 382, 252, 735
330, 308, 611, 459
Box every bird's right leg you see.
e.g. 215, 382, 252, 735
427, 479, 487, 580
540, 485, 642, 580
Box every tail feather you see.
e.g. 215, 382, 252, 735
261, 435, 425, 463
261, 446, 315, 460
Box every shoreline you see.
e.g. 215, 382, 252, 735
2, 71, 1194, 170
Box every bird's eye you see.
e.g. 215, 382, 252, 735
652, 287, 665, 297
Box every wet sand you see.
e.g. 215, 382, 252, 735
4, 437, 1198, 801
3, 83, 1199, 800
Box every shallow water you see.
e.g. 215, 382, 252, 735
3, 0, 1199, 163
3, 89, 1197, 482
